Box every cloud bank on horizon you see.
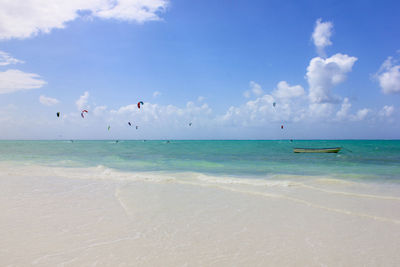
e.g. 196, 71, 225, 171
0, 1, 399, 139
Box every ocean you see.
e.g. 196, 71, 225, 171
1, 140, 400, 266
1, 140, 400, 180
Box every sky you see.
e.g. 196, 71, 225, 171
0, 0, 399, 139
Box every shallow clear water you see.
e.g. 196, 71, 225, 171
1, 140, 399, 181
2, 140, 400, 266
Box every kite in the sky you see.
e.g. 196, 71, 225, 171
81, 110, 88, 118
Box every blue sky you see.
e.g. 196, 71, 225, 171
0, 0, 399, 139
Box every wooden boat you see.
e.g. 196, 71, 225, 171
293, 147, 341, 153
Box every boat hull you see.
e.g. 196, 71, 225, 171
293, 147, 341, 153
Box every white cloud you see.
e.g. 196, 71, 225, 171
222, 87, 304, 126
334, 98, 373, 121
307, 53, 358, 103
0, 51, 24, 66
39, 95, 59, 106
336, 97, 351, 119
108, 101, 212, 128
0, 0, 169, 40
376, 57, 400, 94
244, 81, 263, 98
0, 92, 390, 139
153, 91, 161, 97
308, 103, 335, 119
93, 105, 107, 116
249, 81, 263, 96
355, 108, 370, 121
111, 104, 137, 115
221, 83, 374, 126
0, 69, 46, 94
224, 79, 336, 126
94, 0, 168, 22
379, 105, 394, 117
76, 91, 89, 110
312, 18, 333, 57
272, 81, 305, 99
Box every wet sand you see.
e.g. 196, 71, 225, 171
1, 164, 400, 266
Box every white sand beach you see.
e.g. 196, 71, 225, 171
1, 163, 400, 266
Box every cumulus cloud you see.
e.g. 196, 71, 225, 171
76, 91, 89, 110
0, 51, 24, 66
221, 81, 373, 126
312, 18, 333, 57
108, 101, 212, 128
307, 53, 358, 103
111, 104, 137, 115
379, 105, 394, 117
244, 81, 263, 98
375, 57, 400, 94
272, 81, 305, 99
94, 0, 168, 22
334, 98, 371, 121
308, 103, 335, 119
93, 105, 107, 116
0, 0, 169, 40
222, 94, 277, 126
223, 80, 310, 126
355, 108, 370, 121
153, 91, 161, 97
39, 95, 59, 106
0, 69, 46, 94
249, 81, 263, 96
336, 97, 351, 119
227, 19, 358, 124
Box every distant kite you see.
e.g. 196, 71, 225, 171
108, 125, 111, 131
281, 125, 284, 129
81, 110, 88, 118
273, 102, 276, 107
128, 122, 132, 126
189, 122, 192, 126
56, 112, 60, 117
137, 101, 144, 109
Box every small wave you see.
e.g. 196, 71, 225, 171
0, 163, 298, 188
3, 163, 400, 225
3, 163, 400, 203
200, 184, 400, 225
194, 173, 297, 187
315, 177, 357, 185
299, 183, 400, 201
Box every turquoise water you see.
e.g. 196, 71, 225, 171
1, 140, 400, 181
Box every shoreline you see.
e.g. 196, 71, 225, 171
1, 163, 400, 266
